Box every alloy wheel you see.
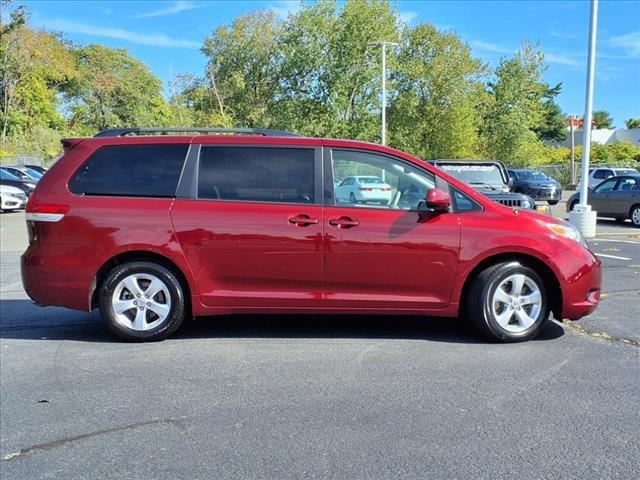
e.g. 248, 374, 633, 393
111, 273, 172, 331
490, 274, 543, 334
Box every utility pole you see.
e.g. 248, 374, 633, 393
368, 41, 399, 146
569, 0, 598, 238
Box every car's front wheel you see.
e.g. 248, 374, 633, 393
99, 261, 186, 341
467, 262, 549, 342
631, 205, 640, 228
548, 200, 559, 205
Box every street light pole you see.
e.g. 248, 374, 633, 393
569, 0, 598, 238
568, 114, 578, 185
368, 41, 399, 146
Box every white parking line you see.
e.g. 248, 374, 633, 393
596, 232, 640, 236
593, 238, 640, 245
595, 253, 631, 261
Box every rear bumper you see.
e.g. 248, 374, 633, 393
21, 243, 95, 311
552, 243, 602, 320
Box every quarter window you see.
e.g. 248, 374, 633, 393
198, 147, 315, 204
69, 144, 188, 197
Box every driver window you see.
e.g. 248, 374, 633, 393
331, 149, 435, 210
594, 178, 618, 193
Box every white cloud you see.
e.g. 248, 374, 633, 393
398, 11, 418, 24
607, 31, 640, 58
545, 53, 580, 66
270, 1, 302, 19
471, 40, 580, 66
469, 40, 513, 55
38, 18, 200, 49
550, 30, 577, 40
134, 1, 200, 19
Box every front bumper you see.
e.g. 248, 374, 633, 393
552, 242, 602, 320
527, 187, 562, 201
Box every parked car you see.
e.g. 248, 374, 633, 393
580, 167, 639, 190
430, 160, 537, 210
507, 169, 562, 205
0, 168, 36, 195
22, 127, 601, 343
0, 184, 27, 211
2, 165, 42, 181
568, 174, 640, 227
22, 164, 47, 176
334, 176, 393, 205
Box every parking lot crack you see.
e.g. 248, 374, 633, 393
561, 321, 640, 348
2, 417, 188, 462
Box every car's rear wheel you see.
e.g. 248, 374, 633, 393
548, 200, 559, 205
631, 205, 640, 227
467, 262, 549, 342
99, 261, 186, 341
569, 200, 578, 211
349, 192, 357, 204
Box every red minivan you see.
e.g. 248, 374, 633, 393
21, 128, 601, 342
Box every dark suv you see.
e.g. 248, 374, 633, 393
21, 128, 601, 342
430, 160, 537, 209
507, 169, 562, 205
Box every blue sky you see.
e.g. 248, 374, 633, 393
24, 0, 640, 127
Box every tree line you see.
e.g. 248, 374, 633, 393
1, 0, 639, 167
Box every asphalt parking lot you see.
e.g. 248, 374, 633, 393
1, 200, 639, 479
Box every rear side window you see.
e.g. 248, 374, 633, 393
69, 144, 188, 197
198, 147, 315, 204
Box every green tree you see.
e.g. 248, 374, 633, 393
67, 45, 169, 131
592, 110, 613, 129
277, 0, 400, 140
201, 10, 283, 128
532, 83, 566, 142
389, 23, 486, 159
625, 118, 640, 129
1, 3, 78, 155
480, 42, 554, 166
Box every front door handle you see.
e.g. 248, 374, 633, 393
328, 216, 359, 228
288, 214, 319, 226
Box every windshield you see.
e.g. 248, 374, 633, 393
518, 171, 548, 181
26, 168, 43, 179
439, 164, 504, 185
0, 168, 20, 180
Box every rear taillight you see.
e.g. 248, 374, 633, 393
359, 187, 373, 191
25, 194, 69, 222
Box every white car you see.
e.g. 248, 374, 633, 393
0, 185, 27, 211
334, 176, 393, 205
581, 167, 640, 189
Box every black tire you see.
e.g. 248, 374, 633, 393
99, 261, 186, 342
569, 200, 578, 211
548, 200, 559, 206
349, 192, 357, 204
466, 261, 549, 342
630, 205, 640, 228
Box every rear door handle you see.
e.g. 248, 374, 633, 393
328, 216, 359, 228
288, 214, 319, 226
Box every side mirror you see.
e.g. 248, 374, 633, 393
507, 178, 514, 189
425, 188, 451, 212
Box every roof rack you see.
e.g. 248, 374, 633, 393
94, 128, 303, 138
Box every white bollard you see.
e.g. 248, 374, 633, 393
568, 204, 597, 238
